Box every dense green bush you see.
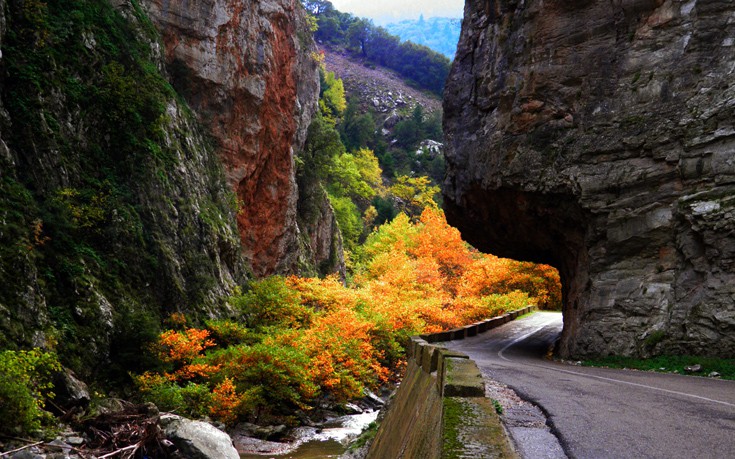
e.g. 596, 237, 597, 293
329, 194, 363, 251
2, 0, 238, 379
210, 341, 317, 418
231, 276, 312, 332
0, 349, 61, 435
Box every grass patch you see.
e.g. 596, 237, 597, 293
582, 355, 735, 380
516, 309, 538, 320
348, 420, 379, 451
491, 399, 503, 415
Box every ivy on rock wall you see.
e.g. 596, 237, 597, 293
0, 0, 245, 381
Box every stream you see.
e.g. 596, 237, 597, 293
239, 410, 379, 458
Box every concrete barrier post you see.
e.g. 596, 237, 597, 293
421, 344, 440, 373
435, 348, 469, 391
441, 357, 485, 397
464, 324, 478, 337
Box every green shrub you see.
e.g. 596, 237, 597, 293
644, 330, 667, 347
138, 377, 212, 418
141, 378, 185, 412
329, 194, 362, 251
231, 277, 310, 331
349, 420, 379, 450
209, 340, 317, 419
0, 349, 61, 435
205, 319, 250, 347
480, 291, 531, 316
178, 382, 213, 417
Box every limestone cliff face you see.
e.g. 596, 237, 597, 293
141, 0, 337, 276
0, 0, 245, 375
1, 0, 341, 376
444, 0, 735, 357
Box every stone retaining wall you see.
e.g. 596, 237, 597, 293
366, 306, 534, 458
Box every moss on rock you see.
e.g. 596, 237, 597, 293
0, 0, 245, 382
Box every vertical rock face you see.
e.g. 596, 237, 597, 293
142, 0, 327, 276
0, 0, 245, 373
444, 0, 735, 357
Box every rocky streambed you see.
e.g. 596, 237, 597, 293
236, 409, 379, 458
0, 399, 382, 459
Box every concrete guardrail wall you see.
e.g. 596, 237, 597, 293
366, 306, 534, 459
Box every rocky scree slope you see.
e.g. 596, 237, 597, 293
0, 0, 335, 378
322, 46, 441, 116
444, 0, 735, 358
322, 46, 446, 179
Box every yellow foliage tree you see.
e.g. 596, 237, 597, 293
319, 70, 346, 125
136, 208, 561, 427
389, 175, 440, 218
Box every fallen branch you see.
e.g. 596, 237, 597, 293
0, 435, 37, 444
0, 441, 44, 457
97, 443, 138, 459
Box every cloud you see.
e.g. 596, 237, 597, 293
330, 0, 463, 23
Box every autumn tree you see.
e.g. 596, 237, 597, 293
135, 203, 560, 428
319, 69, 346, 125
390, 175, 440, 217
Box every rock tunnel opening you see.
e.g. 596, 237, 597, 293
444, 186, 590, 358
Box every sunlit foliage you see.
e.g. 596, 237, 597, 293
136, 208, 560, 425
0, 349, 61, 435
319, 69, 346, 125
389, 175, 440, 218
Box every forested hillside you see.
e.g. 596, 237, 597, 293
303, 0, 450, 95
385, 16, 461, 59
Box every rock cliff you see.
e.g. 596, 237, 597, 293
0, 0, 338, 377
0, 0, 247, 374
444, 0, 735, 357
141, 0, 340, 276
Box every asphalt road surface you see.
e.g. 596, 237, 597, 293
445, 312, 735, 459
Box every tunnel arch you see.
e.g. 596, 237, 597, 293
442, 0, 735, 359
443, 187, 589, 358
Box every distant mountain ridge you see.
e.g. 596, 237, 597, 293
385, 17, 461, 60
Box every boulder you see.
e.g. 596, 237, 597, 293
383, 111, 402, 129
234, 422, 289, 441
52, 367, 90, 410
160, 414, 239, 459
415, 140, 443, 158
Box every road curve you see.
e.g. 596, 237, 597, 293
445, 312, 735, 459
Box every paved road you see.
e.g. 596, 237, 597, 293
445, 312, 735, 459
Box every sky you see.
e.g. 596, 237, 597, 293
330, 0, 464, 24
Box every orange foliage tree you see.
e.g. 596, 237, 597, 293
136, 207, 561, 426
354, 207, 561, 333
155, 328, 220, 382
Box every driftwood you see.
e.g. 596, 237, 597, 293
0, 441, 44, 457
80, 403, 176, 458
97, 443, 139, 458
1, 404, 176, 459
